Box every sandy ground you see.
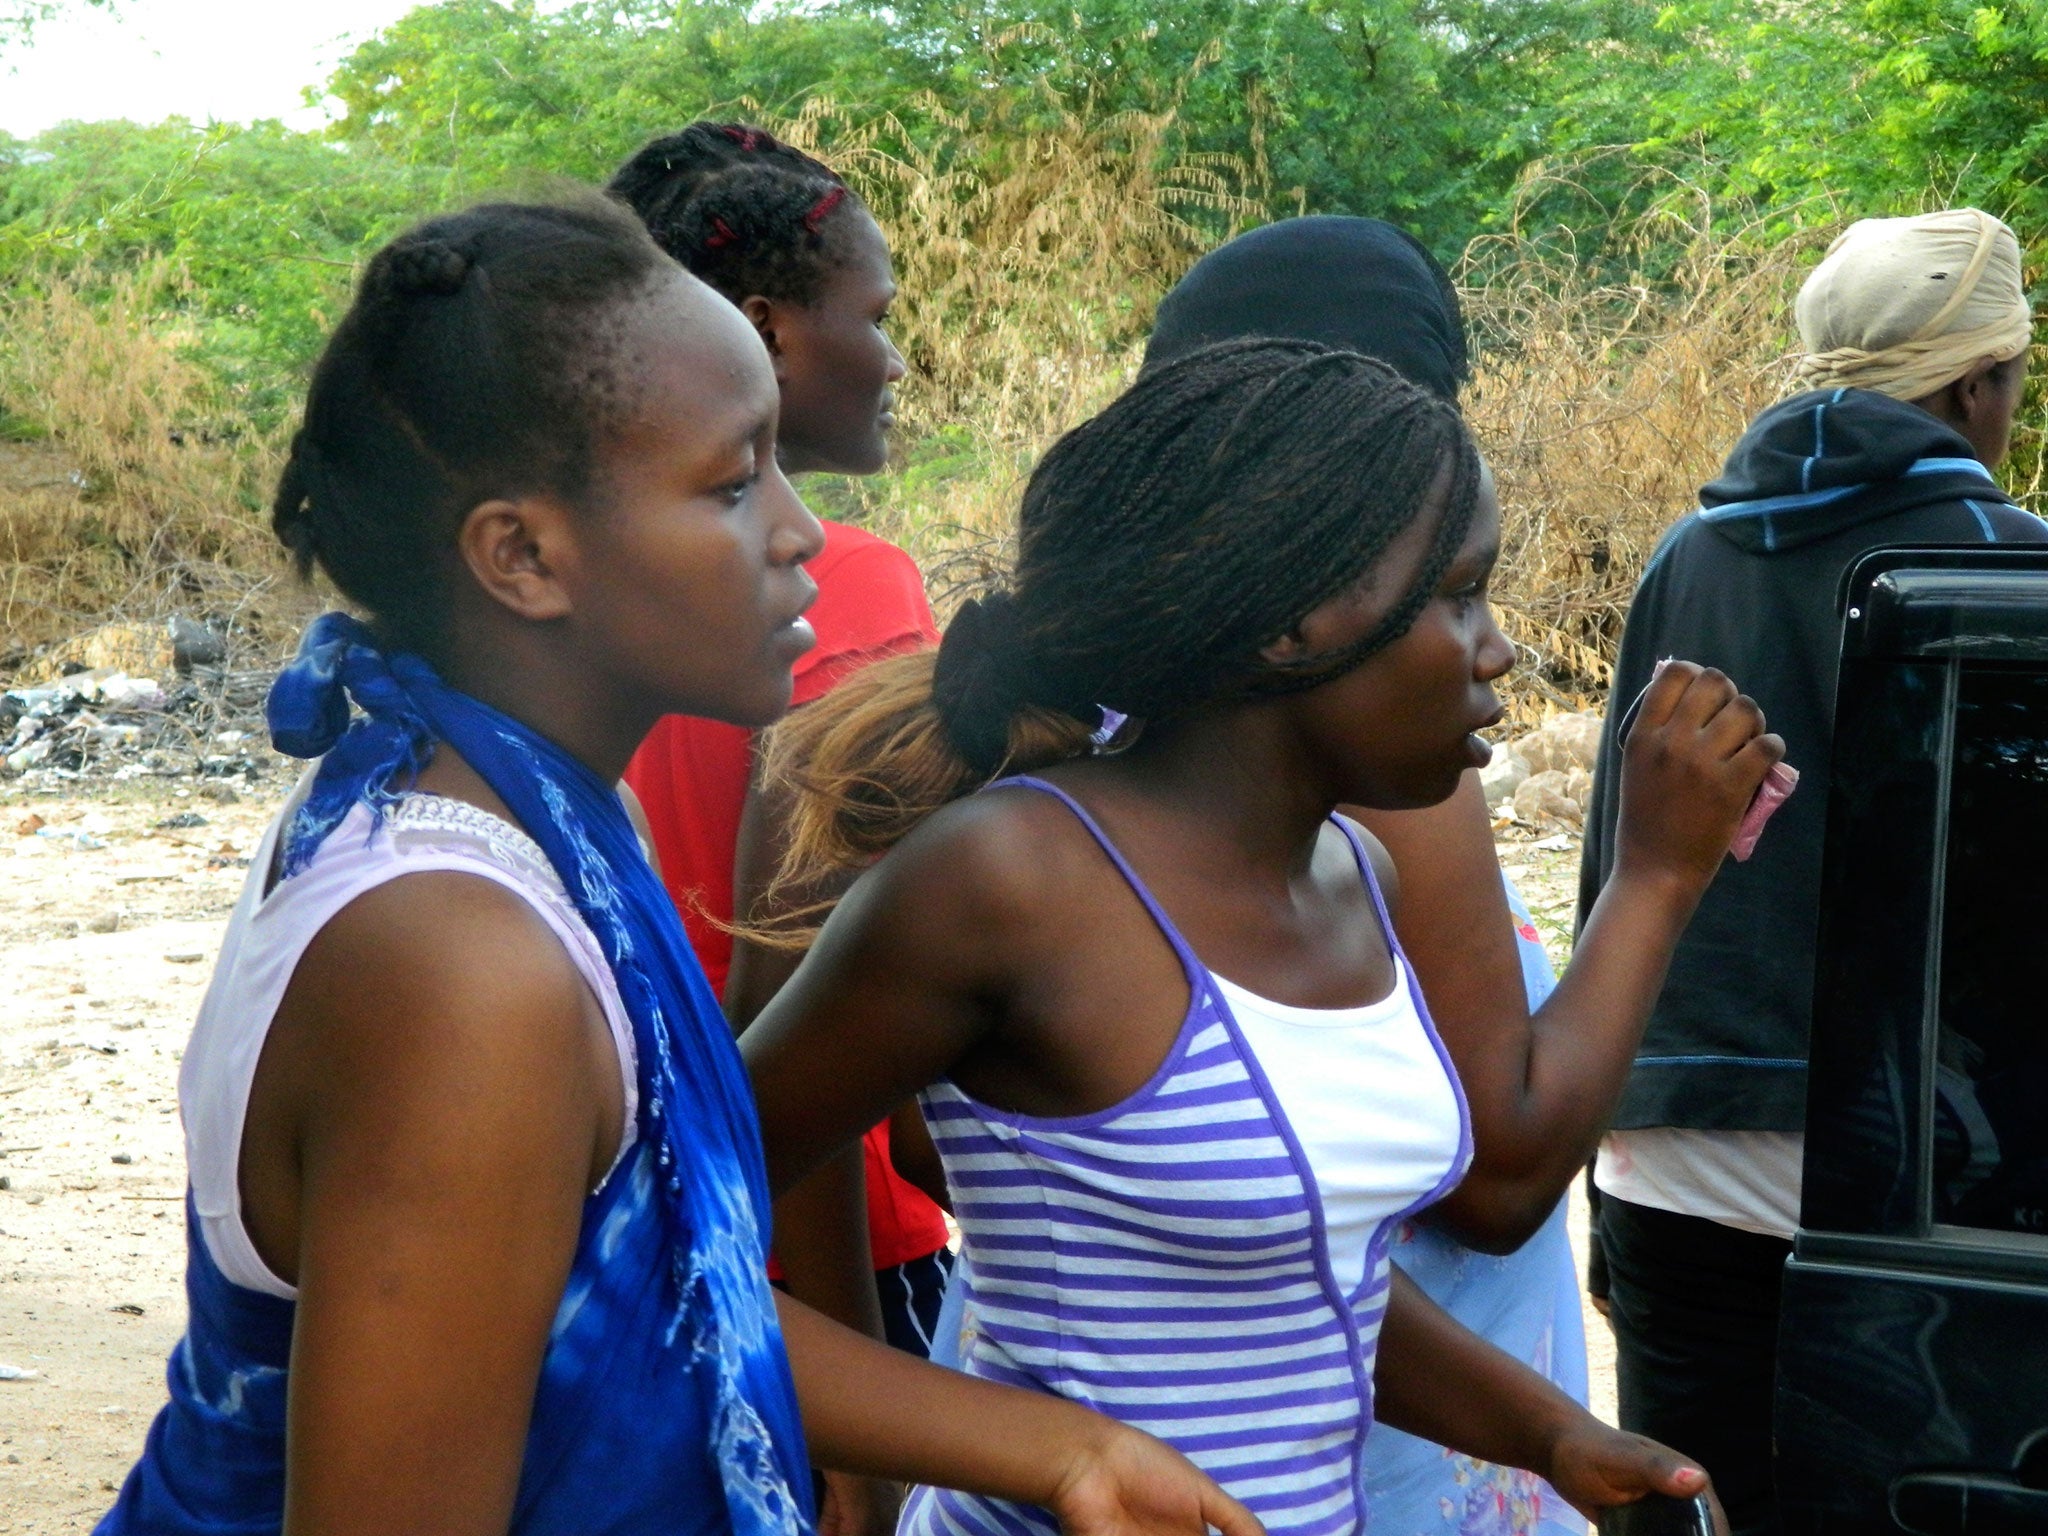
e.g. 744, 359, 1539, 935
0, 780, 1614, 1530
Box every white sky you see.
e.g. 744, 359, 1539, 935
0, 0, 440, 139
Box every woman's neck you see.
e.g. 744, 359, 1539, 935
1078, 705, 1337, 881
437, 631, 656, 788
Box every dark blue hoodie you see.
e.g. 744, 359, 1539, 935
1578, 387, 2048, 1131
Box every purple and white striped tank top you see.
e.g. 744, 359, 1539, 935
903, 777, 1471, 1536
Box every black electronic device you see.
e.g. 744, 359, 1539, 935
1596, 1494, 1716, 1536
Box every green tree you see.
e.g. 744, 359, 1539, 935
320, 0, 899, 192
1603, 0, 2048, 232
841, 0, 1667, 255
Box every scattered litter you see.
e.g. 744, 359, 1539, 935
163, 952, 205, 965
154, 812, 208, 830
35, 826, 106, 850
13, 813, 44, 835
1, 619, 283, 788
1528, 833, 1574, 852
0, 1364, 41, 1381
111, 1153, 133, 1165
199, 782, 240, 805
109, 1303, 145, 1316
0, 1177, 9, 1191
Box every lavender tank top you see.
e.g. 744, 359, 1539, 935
902, 778, 1471, 1536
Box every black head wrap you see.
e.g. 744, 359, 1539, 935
1144, 216, 1468, 401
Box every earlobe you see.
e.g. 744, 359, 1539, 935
1259, 625, 1313, 667
738, 294, 787, 373
457, 497, 576, 623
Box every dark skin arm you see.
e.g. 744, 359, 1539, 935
244, 774, 1260, 1536
1375, 1270, 1726, 1530
745, 775, 1729, 1517
780, 1293, 1263, 1536
727, 774, 886, 1344
242, 872, 629, 1536
1350, 662, 1782, 1253
729, 768, 906, 1536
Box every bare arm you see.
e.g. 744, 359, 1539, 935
779, 1294, 1264, 1536
250, 876, 620, 1536
744, 796, 1053, 1199
730, 769, 900, 1536
1374, 1269, 1724, 1527
727, 770, 884, 1336
1354, 663, 1783, 1253
732, 771, 953, 1212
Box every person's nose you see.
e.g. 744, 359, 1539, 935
883, 332, 907, 385
764, 463, 826, 568
1475, 606, 1514, 685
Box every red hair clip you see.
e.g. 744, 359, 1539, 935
722, 126, 764, 152
803, 186, 847, 234
706, 216, 740, 250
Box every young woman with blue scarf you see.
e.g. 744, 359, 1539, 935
95, 196, 1263, 1536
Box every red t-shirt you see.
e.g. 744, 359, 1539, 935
624, 521, 949, 1271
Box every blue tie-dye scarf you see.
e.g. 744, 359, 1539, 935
266, 611, 813, 1536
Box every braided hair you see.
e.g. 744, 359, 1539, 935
272, 197, 671, 658
762, 338, 1481, 888
608, 122, 857, 305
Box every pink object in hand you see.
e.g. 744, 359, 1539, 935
1633, 658, 1799, 862
1731, 761, 1799, 862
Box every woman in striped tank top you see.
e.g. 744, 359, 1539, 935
745, 342, 1773, 1533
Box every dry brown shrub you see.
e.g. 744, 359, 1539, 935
1464, 163, 2048, 728
767, 75, 1266, 610
0, 265, 305, 671
1461, 170, 1840, 727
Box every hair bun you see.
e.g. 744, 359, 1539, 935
381, 239, 472, 298
932, 591, 1031, 774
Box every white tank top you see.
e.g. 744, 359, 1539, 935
1214, 956, 1464, 1291
179, 792, 638, 1300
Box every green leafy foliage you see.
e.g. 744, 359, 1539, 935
3, 0, 2047, 428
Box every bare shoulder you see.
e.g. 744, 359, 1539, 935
278, 869, 610, 1151
841, 781, 1114, 949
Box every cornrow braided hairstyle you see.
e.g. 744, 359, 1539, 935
763, 338, 1480, 897
608, 122, 859, 305
271, 196, 671, 659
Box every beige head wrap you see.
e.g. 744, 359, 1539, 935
1791, 208, 2032, 400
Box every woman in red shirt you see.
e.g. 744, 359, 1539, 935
609, 123, 952, 1531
